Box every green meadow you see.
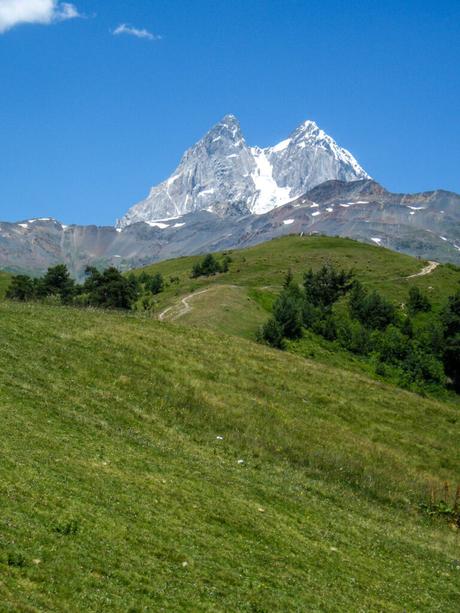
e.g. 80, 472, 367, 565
1, 236, 459, 610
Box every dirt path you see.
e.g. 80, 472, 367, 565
158, 289, 211, 321
406, 261, 439, 279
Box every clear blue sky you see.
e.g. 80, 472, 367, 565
1, 0, 459, 225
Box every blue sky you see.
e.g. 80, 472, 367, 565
1, 0, 459, 225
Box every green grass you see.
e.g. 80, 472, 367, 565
1, 300, 460, 611
141, 235, 460, 319
162, 284, 268, 339
136, 236, 460, 397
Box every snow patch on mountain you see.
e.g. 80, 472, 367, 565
249, 147, 292, 214
118, 114, 370, 228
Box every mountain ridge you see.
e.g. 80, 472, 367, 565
117, 115, 370, 227
1, 179, 460, 277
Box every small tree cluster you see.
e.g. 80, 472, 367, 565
441, 290, 460, 391
6, 265, 166, 312
259, 264, 354, 345
191, 254, 231, 278
258, 263, 459, 393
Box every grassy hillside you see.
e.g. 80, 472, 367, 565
140, 235, 460, 322
0, 300, 459, 611
137, 236, 460, 383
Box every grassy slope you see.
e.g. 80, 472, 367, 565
139, 236, 460, 377
1, 301, 459, 611
141, 235, 460, 319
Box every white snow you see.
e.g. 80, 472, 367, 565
310, 203, 319, 208
270, 138, 291, 153
146, 221, 169, 229
113, 255, 121, 258
407, 206, 425, 211
18, 223, 28, 229
283, 219, 295, 225
371, 237, 382, 245
410, 211, 415, 215
326, 207, 334, 213
339, 203, 352, 208
355, 200, 370, 204
212, 136, 222, 143
440, 236, 447, 241
198, 188, 215, 197
226, 154, 238, 159
116, 228, 122, 233
167, 174, 180, 186
249, 147, 292, 214
173, 222, 186, 228
312, 211, 321, 217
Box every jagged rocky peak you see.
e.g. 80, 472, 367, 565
117, 115, 371, 228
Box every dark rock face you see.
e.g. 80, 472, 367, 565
2, 180, 459, 278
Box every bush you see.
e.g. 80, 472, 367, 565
401, 344, 446, 387
6, 275, 36, 301
304, 263, 354, 309
407, 286, 431, 315
38, 264, 76, 304
148, 272, 164, 295
376, 325, 409, 365
273, 290, 303, 339
349, 282, 396, 330
257, 318, 285, 349
441, 291, 460, 390
336, 318, 372, 355
191, 254, 224, 278
84, 267, 139, 310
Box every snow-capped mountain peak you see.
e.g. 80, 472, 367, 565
117, 115, 370, 228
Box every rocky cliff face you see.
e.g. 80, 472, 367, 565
117, 115, 370, 227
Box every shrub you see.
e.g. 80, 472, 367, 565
304, 263, 354, 309
336, 318, 372, 355
39, 264, 76, 304
84, 267, 139, 310
191, 254, 223, 278
376, 325, 409, 365
148, 272, 164, 295
441, 291, 460, 390
6, 275, 36, 301
407, 286, 431, 315
257, 318, 285, 349
349, 282, 396, 330
273, 290, 303, 339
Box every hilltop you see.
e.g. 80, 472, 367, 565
139, 234, 460, 334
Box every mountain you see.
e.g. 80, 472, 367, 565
117, 115, 370, 227
2, 180, 459, 277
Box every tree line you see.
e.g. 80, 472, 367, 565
258, 263, 460, 393
6, 265, 166, 311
